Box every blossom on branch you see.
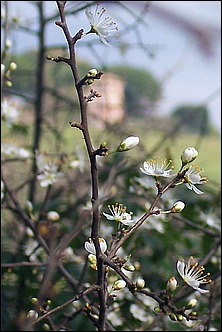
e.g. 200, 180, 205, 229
183, 165, 208, 194
37, 162, 64, 187
84, 3, 118, 46
181, 147, 198, 167
140, 158, 175, 178
103, 203, 134, 226
176, 256, 212, 294
116, 136, 140, 152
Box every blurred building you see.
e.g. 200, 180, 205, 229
87, 72, 125, 128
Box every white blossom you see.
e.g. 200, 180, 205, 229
103, 203, 134, 226
177, 256, 211, 294
183, 165, 208, 194
84, 3, 118, 46
140, 158, 175, 178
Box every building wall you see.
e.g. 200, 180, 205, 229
87, 72, 125, 128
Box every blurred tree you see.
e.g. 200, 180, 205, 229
171, 104, 210, 135
109, 65, 162, 116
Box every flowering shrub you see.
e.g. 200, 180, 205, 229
1, 2, 220, 331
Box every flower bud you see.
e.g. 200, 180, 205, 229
112, 279, 126, 290
136, 278, 146, 289
186, 298, 197, 309
5, 39, 12, 49
43, 324, 50, 331
47, 211, 60, 221
9, 62, 17, 71
27, 310, 38, 320
26, 201, 33, 214
88, 68, 98, 76
5, 80, 12, 87
31, 297, 39, 305
90, 263, 97, 270
169, 313, 177, 321
1, 64, 5, 76
117, 136, 139, 152
166, 276, 178, 293
88, 253, 97, 264
123, 264, 135, 272
181, 147, 198, 166
170, 201, 185, 213
177, 314, 184, 321
154, 307, 162, 314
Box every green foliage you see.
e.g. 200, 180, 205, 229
171, 104, 210, 135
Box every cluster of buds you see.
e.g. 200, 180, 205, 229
1, 61, 17, 87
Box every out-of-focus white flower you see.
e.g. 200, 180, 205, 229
9, 62, 17, 71
1, 63, 5, 76
129, 303, 149, 322
116, 136, 139, 152
107, 309, 122, 326
103, 203, 134, 226
1, 98, 20, 127
61, 247, 76, 262
27, 310, 38, 320
23, 238, 45, 261
37, 162, 64, 187
35, 151, 64, 188
176, 256, 212, 294
183, 165, 208, 194
5, 39, 12, 49
181, 147, 198, 167
84, 3, 118, 47
186, 298, 198, 309
84, 237, 107, 255
1, 143, 30, 159
140, 158, 175, 178
112, 279, 126, 291
47, 211, 60, 221
69, 145, 86, 173
135, 278, 146, 289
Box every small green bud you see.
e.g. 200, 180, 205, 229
31, 297, 38, 305
177, 314, 184, 321
42, 323, 50, 331
123, 264, 135, 272
154, 307, 162, 314
5, 80, 12, 87
88, 254, 97, 264
169, 313, 177, 321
